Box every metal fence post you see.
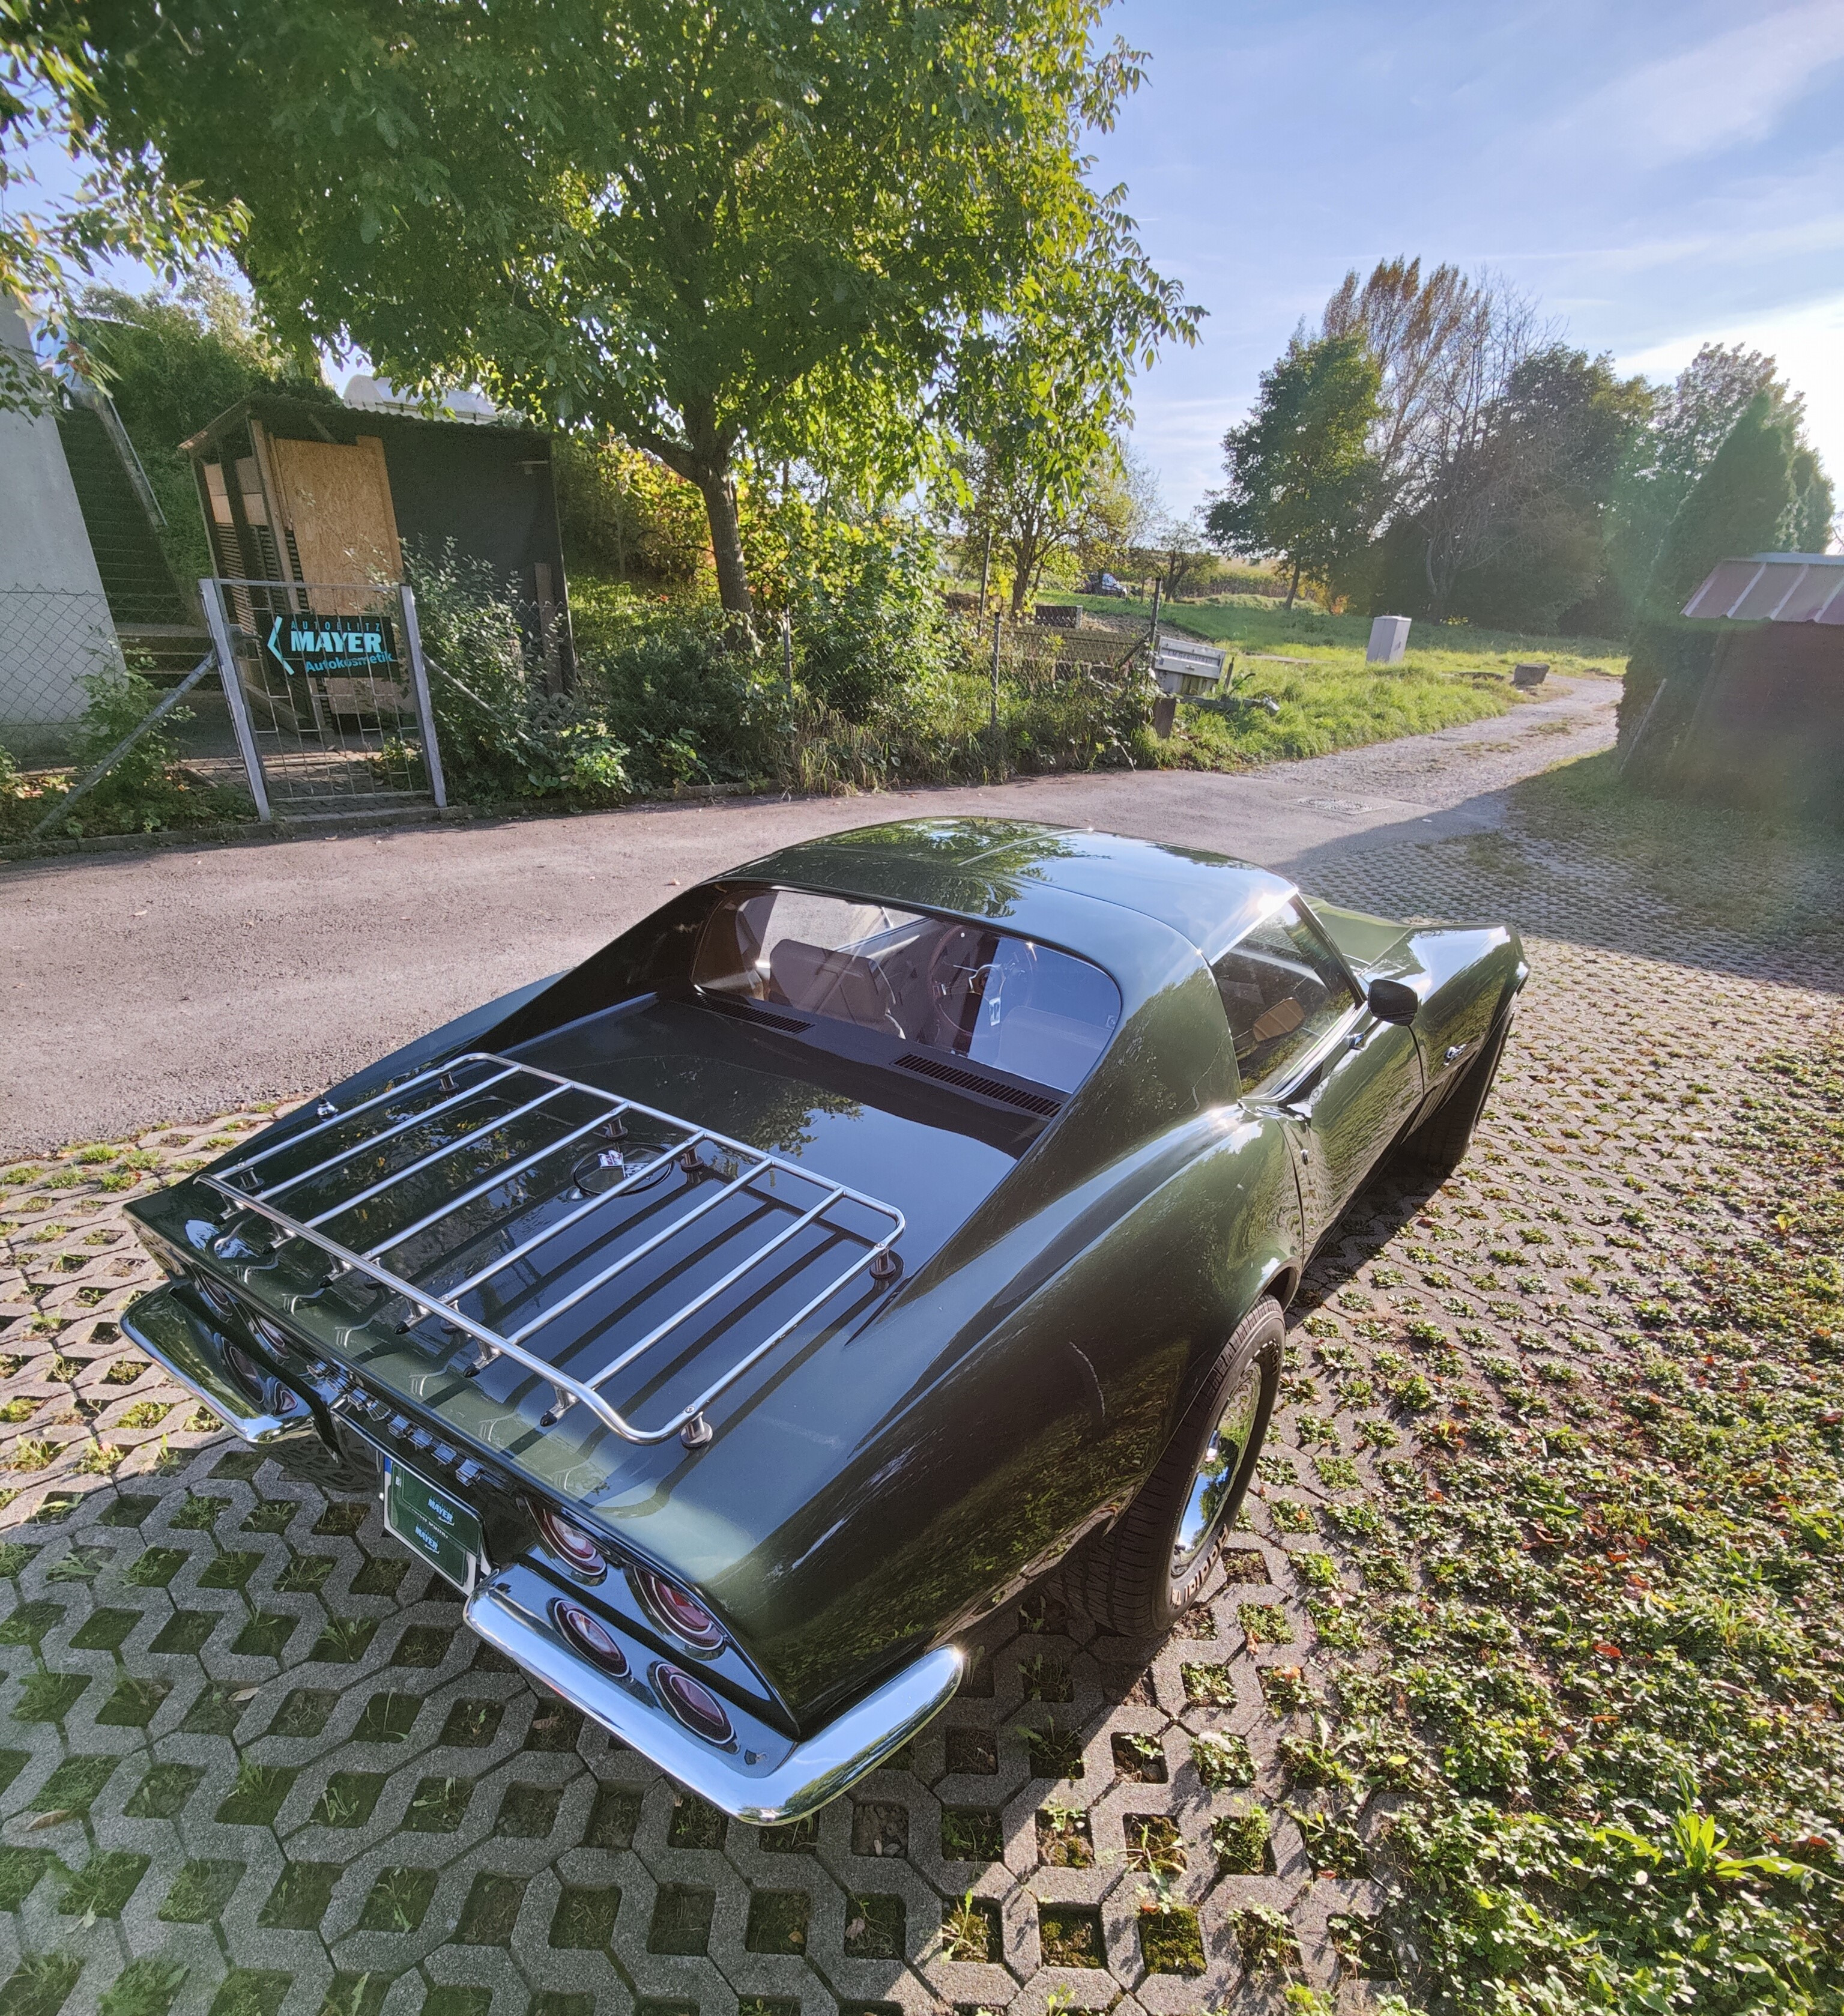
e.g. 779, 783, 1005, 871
782, 610, 794, 714
397, 584, 448, 809
200, 577, 273, 823
989, 608, 1002, 732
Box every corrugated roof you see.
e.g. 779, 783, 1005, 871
1682, 552, 1844, 625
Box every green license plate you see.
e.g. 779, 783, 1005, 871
384, 1460, 484, 1591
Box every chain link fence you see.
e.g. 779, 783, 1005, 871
0, 586, 127, 764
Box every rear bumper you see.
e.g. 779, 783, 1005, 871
468, 1563, 961, 1824
121, 1286, 961, 1823
120, 1289, 319, 1448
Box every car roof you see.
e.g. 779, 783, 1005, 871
728, 818, 1295, 966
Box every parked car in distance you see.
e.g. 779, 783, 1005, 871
121, 819, 1525, 1821
1087, 570, 1130, 596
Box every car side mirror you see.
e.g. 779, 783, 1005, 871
1367, 978, 1420, 1024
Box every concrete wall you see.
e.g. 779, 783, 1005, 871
0, 301, 121, 758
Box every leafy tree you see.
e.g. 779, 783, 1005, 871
62, 0, 1188, 619
1787, 447, 1834, 553
1206, 333, 1381, 607
1646, 392, 1797, 614
0, 4, 238, 409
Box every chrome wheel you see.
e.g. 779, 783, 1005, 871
1170, 1361, 1265, 1579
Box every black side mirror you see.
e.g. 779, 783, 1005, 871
1367, 978, 1420, 1024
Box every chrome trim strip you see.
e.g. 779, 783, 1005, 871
465, 1578, 961, 1824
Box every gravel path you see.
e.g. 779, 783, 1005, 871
2, 674, 1618, 1152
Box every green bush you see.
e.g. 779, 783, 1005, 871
793, 524, 949, 722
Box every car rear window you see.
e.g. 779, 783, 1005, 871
694, 888, 1121, 1095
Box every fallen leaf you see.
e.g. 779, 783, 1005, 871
23, 1809, 72, 1829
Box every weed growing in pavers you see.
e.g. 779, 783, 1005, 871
938, 1890, 1000, 1963
1233, 1902, 1300, 1973
312, 1772, 386, 1827
1293, 1805, 1369, 1876
1137, 1902, 1205, 1975
1037, 1901, 1105, 1968
760, 1812, 820, 1853
181, 1682, 249, 1735
0, 1544, 37, 1576
548, 1880, 619, 1949
167, 1494, 228, 1530
390, 1623, 450, 1666
736, 2003, 798, 2016
0, 1954, 81, 2016
13, 1672, 86, 1722
348, 1557, 408, 1599
122, 1548, 184, 1587
665, 1792, 726, 1848
267, 1687, 337, 1737
1018, 1652, 1072, 1700
524, 1700, 582, 1750
1023, 1720, 1085, 1778
30, 1754, 116, 1812
1211, 1804, 1274, 1874
496, 1780, 562, 1837
1174, 1602, 1217, 1635
842, 1893, 904, 1959
1180, 1660, 1235, 1706
1123, 1814, 1185, 1874
0, 1600, 62, 1645
456, 1871, 527, 1945
309, 1615, 377, 1662
159, 1859, 243, 1923
851, 1801, 907, 1857
97, 1957, 186, 2016
1036, 1799, 1093, 1866
1268, 1498, 1316, 1533
0, 1849, 53, 1910
312, 1501, 369, 1538
97, 1674, 170, 1726
276, 1553, 333, 1593
0, 1751, 24, 1800
404, 1776, 473, 1832
438, 1697, 502, 1747
1258, 1665, 1319, 1715
71, 1605, 138, 1650
1018, 1591, 1068, 1633
941, 1807, 1002, 1862
1110, 1731, 1166, 1782
124, 1763, 201, 1818
209, 1451, 262, 1482
216, 1764, 297, 1826
206, 1972, 289, 2016
358, 1866, 438, 1933
351, 1691, 419, 1743
1306, 1596, 1367, 1648
646, 1881, 715, 1954
1327, 1910, 1398, 1979
258, 1859, 342, 1931
744, 1888, 810, 1954
946, 1727, 998, 1775
584, 1782, 640, 1848
1218, 1547, 1268, 1584
1239, 1601, 1293, 1642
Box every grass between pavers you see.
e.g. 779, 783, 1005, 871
1305, 1046, 1844, 2012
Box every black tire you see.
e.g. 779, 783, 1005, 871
1395, 1010, 1513, 1181
1069, 1297, 1283, 1636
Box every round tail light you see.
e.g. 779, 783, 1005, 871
554, 1600, 627, 1675
634, 1569, 725, 1653
536, 1506, 606, 1580
654, 1663, 733, 1745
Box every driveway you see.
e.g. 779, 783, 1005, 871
2, 674, 1617, 1152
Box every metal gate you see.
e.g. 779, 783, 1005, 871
199, 577, 447, 821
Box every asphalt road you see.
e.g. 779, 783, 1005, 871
2, 674, 1617, 1152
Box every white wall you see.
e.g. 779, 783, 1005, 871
0, 300, 121, 757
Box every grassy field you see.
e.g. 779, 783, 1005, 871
1053, 591, 1626, 772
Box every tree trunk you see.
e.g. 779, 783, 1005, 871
697, 470, 754, 619
1285, 559, 1301, 610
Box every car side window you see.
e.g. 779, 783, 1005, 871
1211, 900, 1361, 1093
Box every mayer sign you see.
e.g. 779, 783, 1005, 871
264, 613, 399, 680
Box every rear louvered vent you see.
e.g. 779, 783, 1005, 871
894, 1053, 1062, 1116
698, 995, 811, 1035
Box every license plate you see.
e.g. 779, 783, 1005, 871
384, 1459, 484, 1592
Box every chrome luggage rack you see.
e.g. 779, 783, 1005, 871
199, 1052, 905, 1448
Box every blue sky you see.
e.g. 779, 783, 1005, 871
1095, 0, 1844, 519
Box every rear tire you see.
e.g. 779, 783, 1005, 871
1069, 1298, 1282, 1637
1395, 1010, 1513, 1181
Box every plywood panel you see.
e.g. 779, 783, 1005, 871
268, 434, 404, 607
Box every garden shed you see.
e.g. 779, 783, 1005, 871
180, 395, 573, 673
1624, 552, 1844, 822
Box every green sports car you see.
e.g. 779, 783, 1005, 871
121, 818, 1525, 1821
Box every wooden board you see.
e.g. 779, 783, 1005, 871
267, 434, 404, 607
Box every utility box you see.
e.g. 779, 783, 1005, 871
1367, 614, 1411, 664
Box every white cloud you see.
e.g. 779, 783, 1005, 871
1573, 1, 1844, 166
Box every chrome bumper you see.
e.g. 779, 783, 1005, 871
466, 1563, 961, 1824
120, 1288, 317, 1447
